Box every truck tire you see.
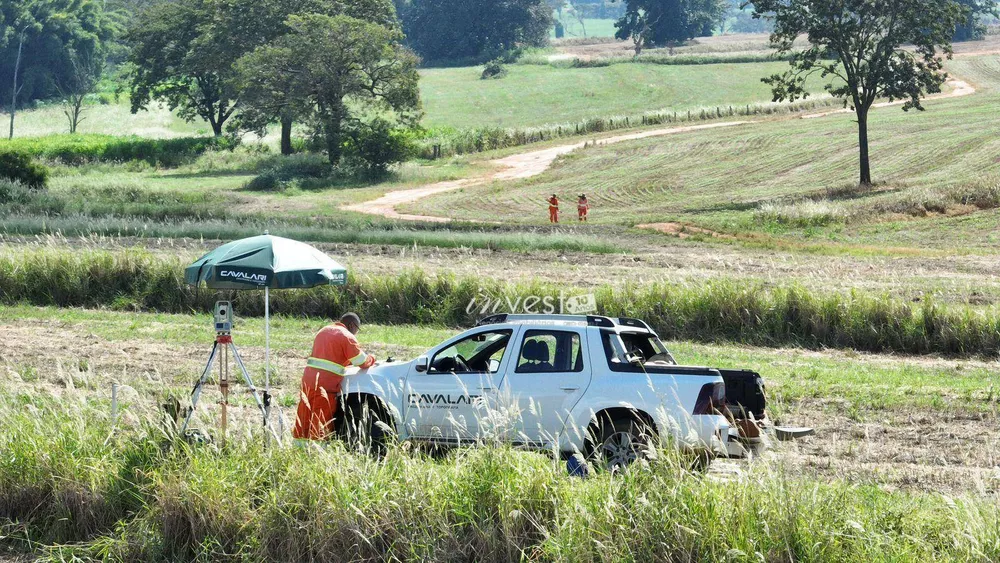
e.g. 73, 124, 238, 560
587, 415, 654, 472
342, 400, 394, 459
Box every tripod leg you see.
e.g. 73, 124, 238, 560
180, 342, 219, 435
228, 343, 278, 441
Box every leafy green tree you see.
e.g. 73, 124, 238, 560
614, 0, 726, 51
404, 0, 552, 63
219, 0, 399, 153
748, 0, 967, 186
954, 0, 997, 41
125, 0, 243, 136
1, 0, 118, 137
237, 13, 420, 166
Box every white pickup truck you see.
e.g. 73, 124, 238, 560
336, 314, 768, 469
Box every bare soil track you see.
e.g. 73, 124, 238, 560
343, 76, 978, 224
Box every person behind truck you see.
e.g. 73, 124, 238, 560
577, 193, 589, 222
548, 194, 560, 223
293, 312, 376, 441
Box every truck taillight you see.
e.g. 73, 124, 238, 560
693, 382, 726, 415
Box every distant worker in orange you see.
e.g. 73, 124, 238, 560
577, 193, 590, 222
293, 312, 376, 441
548, 193, 560, 223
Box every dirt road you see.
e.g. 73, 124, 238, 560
341, 121, 749, 222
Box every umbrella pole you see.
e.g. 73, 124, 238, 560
264, 286, 272, 434
265, 286, 270, 392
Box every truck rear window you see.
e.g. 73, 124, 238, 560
601, 330, 679, 373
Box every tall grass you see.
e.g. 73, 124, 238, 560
2, 393, 998, 561
0, 213, 621, 254
2, 247, 999, 357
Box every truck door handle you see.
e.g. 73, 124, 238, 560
560, 386, 579, 392
479, 385, 496, 391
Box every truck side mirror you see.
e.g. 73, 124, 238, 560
415, 356, 429, 373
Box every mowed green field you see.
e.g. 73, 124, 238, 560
551, 17, 620, 38
419, 60, 823, 129
410, 56, 1000, 249
6, 59, 817, 139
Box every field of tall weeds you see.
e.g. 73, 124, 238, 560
2, 247, 999, 358
1, 391, 999, 561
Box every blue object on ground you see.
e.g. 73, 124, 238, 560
567, 453, 590, 478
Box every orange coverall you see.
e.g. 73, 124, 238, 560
292, 322, 376, 440
577, 197, 589, 221
548, 196, 559, 223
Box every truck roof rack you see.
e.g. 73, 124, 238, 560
475, 314, 656, 332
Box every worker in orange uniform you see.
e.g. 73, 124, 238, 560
548, 194, 559, 223
577, 193, 589, 222
293, 312, 376, 441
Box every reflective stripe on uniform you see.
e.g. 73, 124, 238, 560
348, 351, 368, 366
306, 356, 347, 375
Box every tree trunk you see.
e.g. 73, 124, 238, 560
857, 108, 872, 186
9, 30, 25, 140
211, 118, 224, 137
324, 101, 344, 165
280, 116, 293, 155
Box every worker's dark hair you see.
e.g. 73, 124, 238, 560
340, 312, 361, 327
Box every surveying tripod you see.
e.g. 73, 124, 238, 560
180, 303, 275, 442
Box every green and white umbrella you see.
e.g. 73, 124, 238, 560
186, 234, 348, 395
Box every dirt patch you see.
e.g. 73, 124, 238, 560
635, 222, 729, 239
776, 400, 1000, 495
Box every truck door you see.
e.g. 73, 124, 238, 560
497, 327, 592, 447
402, 328, 517, 443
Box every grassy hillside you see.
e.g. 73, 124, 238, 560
4, 100, 205, 138
410, 56, 1000, 249
5, 59, 823, 140
419, 60, 825, 129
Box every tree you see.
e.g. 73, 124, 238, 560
749, 0, 967, 187
7, 24, 27, 140
569, 0, 592, 36
617, 9, 652, 55
726, 0, 771, 34
2, 0, 118, 137
217, 0, 400, 153
953, 0, 996, 42
237, 13, 420, 165
614, 0, 726, 50
125, 0, 239, 136
404, 0, 552, 63
57, 50, 104, 133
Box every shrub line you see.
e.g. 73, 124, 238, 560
1, 247, 998, 358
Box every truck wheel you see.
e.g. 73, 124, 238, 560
343, 401, 394, 459
589, 416, 653, 472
